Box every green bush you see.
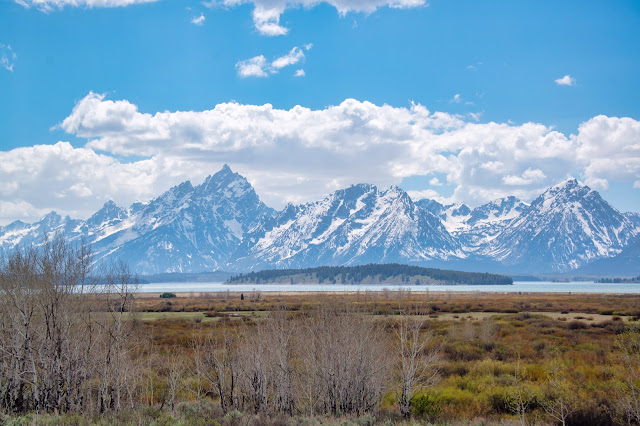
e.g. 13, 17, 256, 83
411, 394, 442, 420
160, 292, 177, 298
487, 385, 542, 415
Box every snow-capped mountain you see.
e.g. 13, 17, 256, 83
416, 196, 529, 251
229, 184, 463, 270
0, 167, 638, 274
578, 235, 640, 275
0, 165, 274, 274
486, 179, 639, 272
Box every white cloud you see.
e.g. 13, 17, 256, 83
555, 74, 576, 86
236, 55, 268, 77
191, 13, 206, 25
252, 5, 289, 36
429, 177, 442, 186
584, 177, 608, 191
406, 189, 442, 201
271, 47, 305, 70
502, 168, 546, 186
575, 115, 640, 190
468, 112, 483, 122
236, 45, 309, 77
0, 141, 202, 224
0, 200, 53, 225
465, 62, 482, 71
0, 44, 16, 72
294, 69, 306, 77
14, 0, 157, 11
3, 93, 638, 224
212, 0, 427, 36
450, 93, 461, 103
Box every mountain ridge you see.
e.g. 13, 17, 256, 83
1, 166, 638, 275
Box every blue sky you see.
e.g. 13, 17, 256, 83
0, 0, 639, 224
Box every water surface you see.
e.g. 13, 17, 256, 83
135, 281, 640, 294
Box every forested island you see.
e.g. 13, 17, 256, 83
227, 263, 513, 285
596, 276, 640, 283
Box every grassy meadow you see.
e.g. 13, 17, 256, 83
5, 269, 640, 425
26, 290, 640, 425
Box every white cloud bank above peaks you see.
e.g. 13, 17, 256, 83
212, 0, 427, 36
2, 93, 639, 224
48, 92, 640, 210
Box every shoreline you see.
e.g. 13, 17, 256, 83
133, 289, 636, 298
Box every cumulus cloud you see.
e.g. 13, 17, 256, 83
450, 94, 461, 103
406, 189, 443, 201
468, 112, 483, 122
252, 5, 289, 35
3, 93, 638, 224
51, 92, 640, 211
0, 141, 206, 224
236, 45, 309, 77
294, 69, 306, 77
0, 44, 16, 72
271, 47, 305, 70
575, 115, 640, 190
555, 74, 576, 86
191, 13, 206, 25
210, 0, 427, 36
502, 168, 546, 186
236, 55, 268, 77
14, 0, 157, 11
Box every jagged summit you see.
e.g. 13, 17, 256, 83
229, 182, 460, 271
0, 167, 637, 274
489, 178, 637, 272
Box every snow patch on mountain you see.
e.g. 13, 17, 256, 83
1, 169, 638, 275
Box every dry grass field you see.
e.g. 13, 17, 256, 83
5, 284, 640, 425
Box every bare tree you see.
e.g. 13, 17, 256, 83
540, 360, 577, 426
0, 235, 139, 415
201, 331, 239, 413
190, 329, 206, 401
297, 301, 391, 416
394, 314, 441, 418
96, 260, 139, 413
166, 348, 187, 413
615, 331, 640, 424
478, 318, 499, 350
237, 326, 268, 414
511, 357, 531, 426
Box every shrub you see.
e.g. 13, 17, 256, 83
411, 394, 442, 420
444, 343, 484, 362
487, 385, 542, 415
160, 292, 177, 299
567, 320, 589, 330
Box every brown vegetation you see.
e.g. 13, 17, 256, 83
4, 245, 640, 424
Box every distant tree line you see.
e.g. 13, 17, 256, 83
597, 276, 640, 284
227, 263, 513, 285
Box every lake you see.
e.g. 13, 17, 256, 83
135, 281, 640, 294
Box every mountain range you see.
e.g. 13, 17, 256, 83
1, 165, 638, 275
